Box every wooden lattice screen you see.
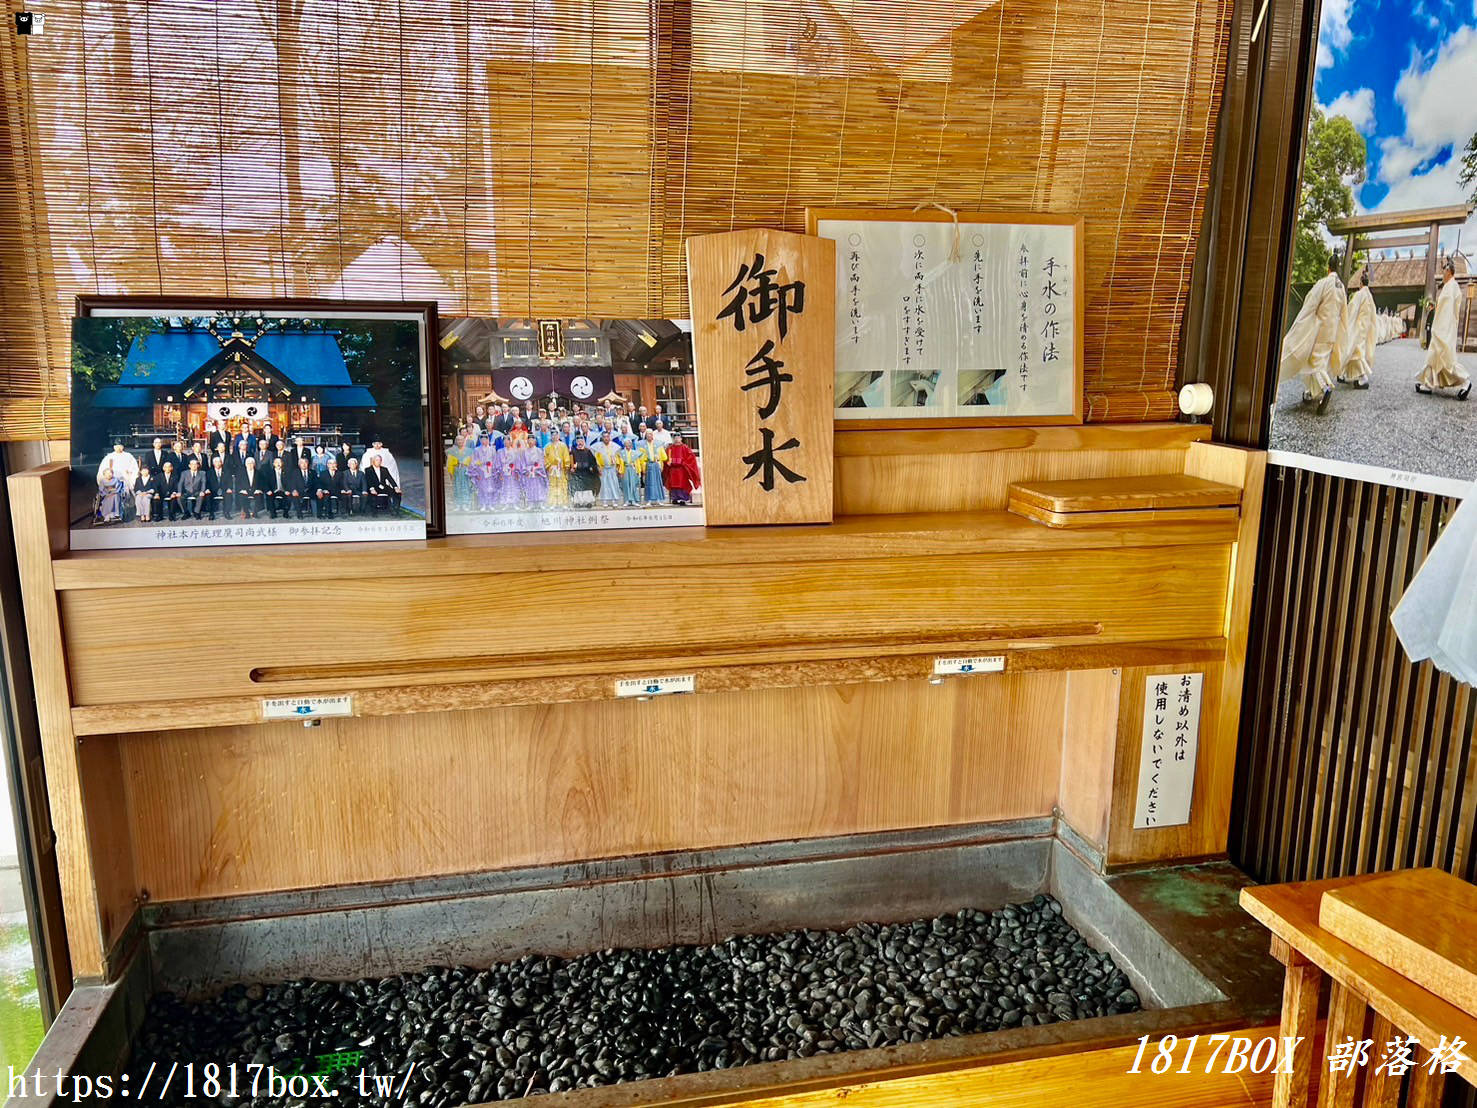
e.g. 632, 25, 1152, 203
0, 0, 1232, 439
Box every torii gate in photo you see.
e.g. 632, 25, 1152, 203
1328, 203, 1474, 334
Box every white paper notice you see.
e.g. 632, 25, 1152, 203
614, 675, 696, 698
818, 217, 1078, 421
261, 694, 354, 722
1133, 672, 1203, 830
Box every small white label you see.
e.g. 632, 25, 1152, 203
615, 675, 696, 698
261, 694, 354, 721
932, 654, 1006, 676
1133, 672, 1204, 829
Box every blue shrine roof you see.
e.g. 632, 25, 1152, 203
97, 328, 378, 410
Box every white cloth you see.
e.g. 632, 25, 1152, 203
1279, 271, 1346, 392
1392, 487, 1477, 686
1419, 278, 1470, 389
1337, 286, 1377, 382
98, 449, 138, 487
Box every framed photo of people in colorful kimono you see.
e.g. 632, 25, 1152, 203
437, 318, 705, 535
806, 208, 1084, 428
71, 296, 441, 550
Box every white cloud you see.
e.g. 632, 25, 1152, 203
1377, 26, 1477, 181
1317, 0, 1354, 69
1324, 87, 1378, 133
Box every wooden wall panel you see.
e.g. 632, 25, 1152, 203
119, 675, 1066, 903
834, 424, 1208, 515
1059, 670, 1120, 852
60, 545, 1231, 707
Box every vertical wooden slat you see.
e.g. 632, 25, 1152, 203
1231, 464, 1476, 1108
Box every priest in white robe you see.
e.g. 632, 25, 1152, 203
1336, 271, 1377, 388
97, 442, 139, 491
1416, 261, 1471, 398
1278, 258, 1345, 411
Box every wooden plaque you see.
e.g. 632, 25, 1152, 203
1319, 868, 1477, 1015
686, 229, 835, 526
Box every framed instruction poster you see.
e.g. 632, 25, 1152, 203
806, 208, 1084, 428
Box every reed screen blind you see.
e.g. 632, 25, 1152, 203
0, 0, 1232, 440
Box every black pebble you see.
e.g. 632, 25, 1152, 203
126, 895, 1140, 1105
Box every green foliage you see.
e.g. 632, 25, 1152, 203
1460, 132, 1477, 205
70, 317, 158, 394
1290, 109, 1368, 288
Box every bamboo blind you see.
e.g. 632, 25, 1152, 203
0, 0, 1232, 440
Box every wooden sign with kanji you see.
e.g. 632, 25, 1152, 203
686, 229, 835, 526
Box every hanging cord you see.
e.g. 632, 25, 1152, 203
912, 202, 961, 262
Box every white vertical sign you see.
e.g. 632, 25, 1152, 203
1133, 672, 1203, 829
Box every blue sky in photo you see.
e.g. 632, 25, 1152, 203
1314, 0, 1477, 253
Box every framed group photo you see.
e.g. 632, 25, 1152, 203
437, 317, 704, 535
71, 297, 441, 550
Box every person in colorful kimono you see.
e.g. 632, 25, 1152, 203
595, 432, 623, 506
544, 435, 572, 508
471, 435, 498, 511
446, 433, 466, 511
569, 436, 600, 508
664, 432, 701, 506
495, 439, 522, 510
619, 437, 645, 506
95, 463, 125, 524
519, 440, 549, 507
451, 434, 476, 512
640, 430, 667, 506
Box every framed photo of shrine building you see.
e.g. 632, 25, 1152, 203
806, 208, 1084, 428
71, 297, 440, 550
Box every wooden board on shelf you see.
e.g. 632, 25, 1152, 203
1010, 502, 1240, 529
1318, 868, 1477, 1016
686, 228, 835, 525
1009, 475, 1242, 516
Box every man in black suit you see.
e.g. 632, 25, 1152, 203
207, 422, 232, 458
287, 456, 315, 519
258, 422, 281, 455
335, 441, 357, 476
266, 457, 292, 519
339, 457, 367, 516
180, 457, 208, 519
492, 404, 514, 435
364, 455, 400, 515
204, 455, 230, 519
315, 459, 341, 518
255, 437, 277, 474
159, 460, 186, 521
237, 457, 266, 518
145, 437, 174, 478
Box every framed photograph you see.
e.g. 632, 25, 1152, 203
437, 318, 705, 534
806, 207, 1084, 428
71, 297, 440, 550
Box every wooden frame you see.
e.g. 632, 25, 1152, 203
805, 207, 1085, 430
75, 295, 445, 536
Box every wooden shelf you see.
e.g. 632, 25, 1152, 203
50, 508, 1238, 589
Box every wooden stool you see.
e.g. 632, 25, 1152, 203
1242, 872, 1477, 1108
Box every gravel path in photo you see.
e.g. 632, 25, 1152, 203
1269, 338, 1477, 484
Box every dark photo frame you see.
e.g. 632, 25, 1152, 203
74, 295, 444, 545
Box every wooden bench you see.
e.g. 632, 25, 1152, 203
1241, 871, 1477, 1108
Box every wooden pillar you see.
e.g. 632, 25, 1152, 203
1270, 935, 1323, 1108
1421, 224, 1441, 339
6, 465, 115, 985
1318, 982, 1366, 1108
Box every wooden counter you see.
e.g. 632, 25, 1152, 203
8, 427, 1265, 994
